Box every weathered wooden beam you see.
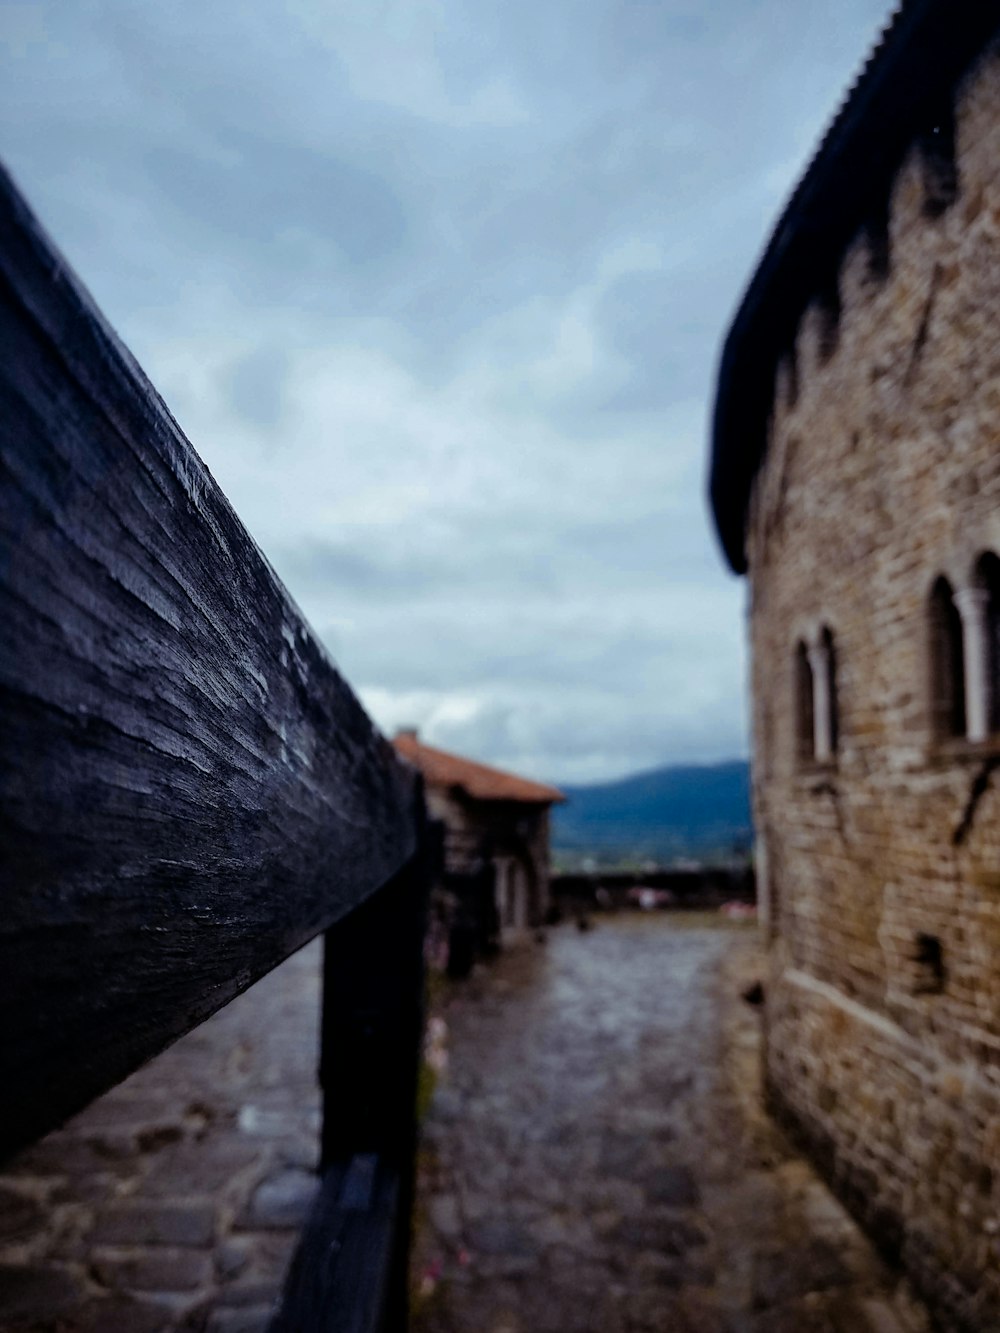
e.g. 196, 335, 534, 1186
0, 161, 420, 1161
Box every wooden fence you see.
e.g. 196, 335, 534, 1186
0, 160, 427, 1330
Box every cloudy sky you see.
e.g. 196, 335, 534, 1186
2, 0, 891, 784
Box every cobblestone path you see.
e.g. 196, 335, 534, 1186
412, 916, 931, 1333
0, 941, 323, 1333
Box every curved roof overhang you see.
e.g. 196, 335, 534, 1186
710, 0, 1000, 574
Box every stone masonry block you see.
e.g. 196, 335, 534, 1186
92, 1247, 214, 1292
91, 1202, 215, 1247
0, 1264, 85, 1321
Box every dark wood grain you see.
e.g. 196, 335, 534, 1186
0, 161, 420, 1161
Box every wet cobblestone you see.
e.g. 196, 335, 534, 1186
0, 916, 938, 1331
0, 941, 322, 1332
411, 915, 932, 1333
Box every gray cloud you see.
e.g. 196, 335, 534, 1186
227, 346, 289, 428
1, 0, 891, 781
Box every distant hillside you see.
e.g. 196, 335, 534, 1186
552, 760, 752, 865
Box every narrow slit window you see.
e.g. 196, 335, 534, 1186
918, 111, 958, 217
929, 576, 965, 740
796, 630, 838, 766
913, 933, 946, 995
819, 626, 839, 759
795, 640, 815, 764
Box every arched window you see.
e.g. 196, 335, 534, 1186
929, 576, 965, 740
974, 552, 1000, 735
795, 640, 815, 763
795, 631, 839, 766
917, 110, 958, 217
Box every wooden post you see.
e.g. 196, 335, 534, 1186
322, 796, 430, 1327
319, 818, 429, 1169
272, 791, 431, 1332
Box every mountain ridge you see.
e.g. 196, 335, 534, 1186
551, 758, 751, 863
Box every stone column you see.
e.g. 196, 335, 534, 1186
755, 828, 771, 939
808, 640, 833, 763
954, 588, 990, 743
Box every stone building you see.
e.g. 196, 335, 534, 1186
393, 729, 564, 942
710, 2, 1000, 1327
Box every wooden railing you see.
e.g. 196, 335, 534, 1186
0, 160, 428, 1329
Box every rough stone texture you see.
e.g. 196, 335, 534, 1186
0, 940, 321, 1331
411, 916, 930, 1332
90, 1251, 215, 1293
239, 1170, 318, 1231
90, 1204, 216, 1248
745, 40, 1000, 1332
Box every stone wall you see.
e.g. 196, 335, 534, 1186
550, 866, 755, 914
746, 37, 1000, 1331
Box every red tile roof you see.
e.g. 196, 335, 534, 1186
393, 731, 565, 805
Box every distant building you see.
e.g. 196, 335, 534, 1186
393, 730, 564, 946
711, 3, 1000, 1326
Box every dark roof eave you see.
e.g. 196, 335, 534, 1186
709, 0, 1000, 574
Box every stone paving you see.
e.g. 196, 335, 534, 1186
0, 914, 937, 1332
411, 915, 933, 1333
0, 940, 323, 1333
